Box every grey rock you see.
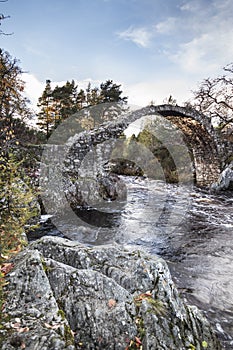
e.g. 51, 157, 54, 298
107, 158, 144, 177
211, 161, 233, 191
97, 173, 127, 201
1, 236, 222, 350
0, 249, 75, 350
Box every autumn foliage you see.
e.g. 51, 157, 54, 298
0, 49, 39, 310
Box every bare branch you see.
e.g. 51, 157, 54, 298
0, 1, 12, 35
191, 64, 233, 133
223, 62, 233, 73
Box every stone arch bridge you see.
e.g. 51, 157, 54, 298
121, 104, 222, 186
62, 104, 224, 187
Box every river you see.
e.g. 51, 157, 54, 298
29, 176, 233, 349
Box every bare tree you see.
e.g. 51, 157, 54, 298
0, 0, 12, 35
192, 63, 233, 135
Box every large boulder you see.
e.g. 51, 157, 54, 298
1, 237, 221, 350
211, 161, 233, 191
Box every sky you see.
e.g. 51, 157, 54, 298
1, 0, 233, 110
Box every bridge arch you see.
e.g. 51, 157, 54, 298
119, 104, 222, 186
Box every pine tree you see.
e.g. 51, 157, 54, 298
77, 89, 86, 109
98, 80, 128, 123
37, 79, 128, 135
37, 80, 56, 139
99, 80, 127, 104
37, 80, 82, 137
53, 80, 79, 120
85, 83, 101, 106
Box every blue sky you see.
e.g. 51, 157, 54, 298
1, 0, 233, 108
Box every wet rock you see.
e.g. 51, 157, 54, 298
1, 236, 222, 350
64, 180, 88, 209
26, 217, 66, 242
97, 173, 127, 201
107, 158, 144, 177
211, 161, 233, 191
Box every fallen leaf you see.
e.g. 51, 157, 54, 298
0, 254, 9, 260
135, 336, 142, 345
0, 280, 9, 287
70, 329, 76, 337
108, 299, 116, 308
20, 342, 26, 349
1, 263, 14, 275
134, 291, 153, 302
18, 327, 30, 333
44, 322, 60, 330
11, 322, 21, 329
145, 291, 152, 296
9, 246, 21, 254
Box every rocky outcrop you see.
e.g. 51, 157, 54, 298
211, 161, 233, 191
1, 237, 221, 350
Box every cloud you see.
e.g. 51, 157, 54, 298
180, 0, 203, 12
123, 79, 193, 107
23, 73, 44, 111
157, 0, 233, 75
213, 0, 232, 9
171, 22, 233, 75
117, 26, 152, 48
154, 17, 177, 34
180, 0, 232, 13
117, 0, 233, 76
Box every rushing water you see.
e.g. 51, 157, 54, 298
30, 176, 233, 349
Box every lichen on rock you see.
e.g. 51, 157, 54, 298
1, 236, 222, 350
